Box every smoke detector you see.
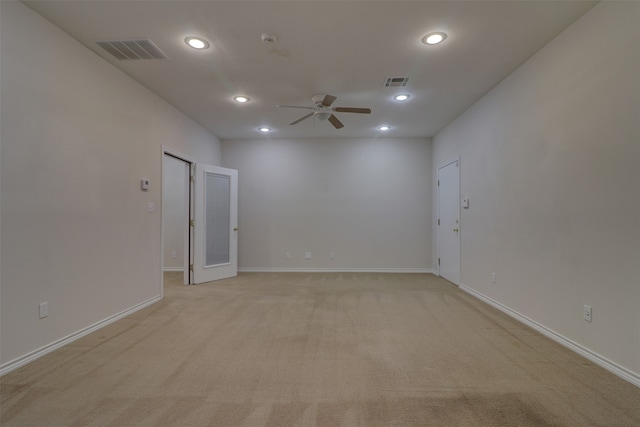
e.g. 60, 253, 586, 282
261, 33, 278, 44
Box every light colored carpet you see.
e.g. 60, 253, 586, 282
1, 272, 639, 426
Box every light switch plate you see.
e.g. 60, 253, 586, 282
39, 302, 48, 319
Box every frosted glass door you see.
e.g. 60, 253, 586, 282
205, 173, 230, 266
194, 164, 238, 284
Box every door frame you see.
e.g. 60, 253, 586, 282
161, 146, 195, 289
437, 155, 461, 285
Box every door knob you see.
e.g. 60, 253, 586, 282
453, 228, 459, 232
233, 227, 238, 231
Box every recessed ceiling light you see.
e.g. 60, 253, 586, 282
394, 94, 410, 101
378, 126, 391, 131
185, 36, 210, 49
422, 32, 447, 45
234, 96, 250, 103
259, 127, 271, 133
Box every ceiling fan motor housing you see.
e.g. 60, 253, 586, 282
312, 94, 328, 106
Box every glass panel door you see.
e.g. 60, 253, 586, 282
193, 164, 238, 284
205, 173, 230, 266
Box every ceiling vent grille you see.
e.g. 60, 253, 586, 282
96, 39, 168, 60
384, 77, 409, 87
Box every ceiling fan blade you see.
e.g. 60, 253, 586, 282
321, 94, 337, 107
277, 105, 315, 110
290, 112, 314, 125
333, 107, 371, 114
328, 114, 344, 129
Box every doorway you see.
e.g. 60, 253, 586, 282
162, 149, 239, 286
162, 152, 193, 285
437, 157, 461, 285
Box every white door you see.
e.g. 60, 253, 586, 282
193, 164, 238, 284
437, 158, 460, 285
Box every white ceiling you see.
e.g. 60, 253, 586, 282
25, 0, 597, 140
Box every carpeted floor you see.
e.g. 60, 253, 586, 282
1, 272, 639, 426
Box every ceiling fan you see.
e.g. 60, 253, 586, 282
277, 94, 371, 129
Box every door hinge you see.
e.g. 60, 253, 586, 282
437, 180, 440, 186
438, 219, 440, 226
190, 219, 195, 227
189, 264, 194, 271
190, 175, 195, 183
438, 258, 440, 265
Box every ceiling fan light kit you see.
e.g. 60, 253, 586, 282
315, 111, 331, 121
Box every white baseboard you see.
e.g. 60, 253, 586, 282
238, 267, 435, 274
163, 267, 184, 272
458, 283, 640, 388
0, 295, 162, 377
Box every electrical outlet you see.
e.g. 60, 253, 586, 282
305, 252, 312, 260
285, 252, 291, 259
583, 305, 592, 322
329, 252, 335, 260
39, 302, 48, 319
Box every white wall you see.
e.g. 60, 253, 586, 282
0, 1, 220, 368
432, 2, 639, 380
222, 137, 432, 271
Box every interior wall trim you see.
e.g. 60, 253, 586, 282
0, 295, 162, 377
238, 268, 435, 274
458, 283, 640, 389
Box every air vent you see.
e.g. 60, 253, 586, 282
96, 39, 168, 60
384, 77, 409, 87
